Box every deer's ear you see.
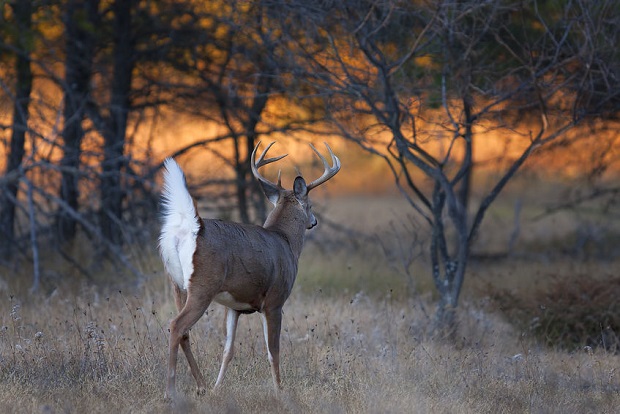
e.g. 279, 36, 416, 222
293, 176, 308, 199
258, 182, 280, 206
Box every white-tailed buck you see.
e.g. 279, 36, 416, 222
159, 142, 340, 399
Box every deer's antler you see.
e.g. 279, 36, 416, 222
251, 142, 287, 202
306, 142, 341, 191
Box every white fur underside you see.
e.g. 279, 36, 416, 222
159, 158, 200, 291
213, 292, 255, 311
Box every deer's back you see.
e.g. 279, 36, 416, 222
192, 219, 298, 312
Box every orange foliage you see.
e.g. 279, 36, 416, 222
1, 83, 618, 197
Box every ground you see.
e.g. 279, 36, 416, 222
0, 193, 619, 413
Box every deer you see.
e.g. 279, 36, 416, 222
159, 141, 340, 399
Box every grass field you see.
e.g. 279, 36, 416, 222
1, 194, 619, 413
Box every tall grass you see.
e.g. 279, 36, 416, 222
1, 267, 619, 413
1, 193, 619, 413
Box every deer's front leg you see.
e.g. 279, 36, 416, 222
260, 309, 283, 392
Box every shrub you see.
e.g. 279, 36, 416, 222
488, 276, 620, 352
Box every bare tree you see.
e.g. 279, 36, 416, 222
145, 0, 326, 224
98, 0, 135, 245
0, 0, 34, 258
282, 0, 620, 334
57, 0, 100, 242
1, 0, 173, 275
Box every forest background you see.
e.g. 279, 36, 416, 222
0, 1, 619, 412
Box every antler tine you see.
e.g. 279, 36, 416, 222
255, 141, 287, 169
251, 141, 288, 190
306, 142, 341, 191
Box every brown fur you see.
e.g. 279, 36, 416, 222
164, 143, 339, 399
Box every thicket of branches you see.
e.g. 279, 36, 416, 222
1, 0, 618, 331
282, 0, 620, 332
0, 0, 324, 285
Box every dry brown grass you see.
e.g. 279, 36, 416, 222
1, 267, 619, 414
1, 193, 619, 413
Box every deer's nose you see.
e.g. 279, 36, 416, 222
308, 216, 318, 229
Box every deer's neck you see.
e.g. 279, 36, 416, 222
263, 207, 307, 260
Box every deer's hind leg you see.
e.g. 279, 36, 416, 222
167, 283, 211, 398
213, 308, 240, 390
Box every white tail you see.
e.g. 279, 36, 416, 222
159, 158, 200, 291
159, 142, 340, 399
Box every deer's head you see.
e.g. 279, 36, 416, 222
251, 142, 341, 231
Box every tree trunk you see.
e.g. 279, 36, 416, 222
100, 0, 134, 245
457, 94, 474, 210
57, 0, 99, 242
234, 77, 271, 225
243, 73, 272, 224
234, 136, 251, 224
0, 0, 33, 258
235, 135, 267, 225
429, 239, 469, 339
432, 297, 457, 339
247, 136, 267, 223
428, 179, 470, 338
